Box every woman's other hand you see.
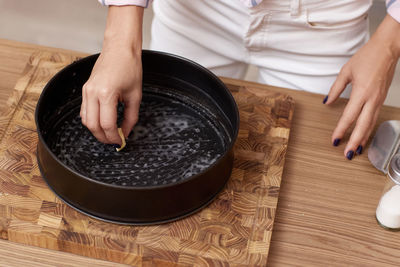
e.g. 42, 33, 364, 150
325, 14, 400, 159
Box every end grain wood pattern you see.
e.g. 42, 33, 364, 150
0, 52, 294, 266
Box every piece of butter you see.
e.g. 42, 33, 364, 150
116, 128, 126, 152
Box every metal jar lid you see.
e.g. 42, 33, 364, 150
388, 154, 400, 184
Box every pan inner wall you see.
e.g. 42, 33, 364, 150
47, 86, 228, 187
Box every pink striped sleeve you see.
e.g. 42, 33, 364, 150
387, 0, 400, 23
98, 0, 151, 8
239, 0, 263, 8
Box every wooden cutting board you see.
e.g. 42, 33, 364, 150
0, 51, 294, 266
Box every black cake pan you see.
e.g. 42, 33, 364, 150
35, 50, 239, 225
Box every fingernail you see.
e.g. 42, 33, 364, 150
333, 138, 341, 146
346, 150, 354, 160
356, 145, 363, 155
323, 95, 328, 104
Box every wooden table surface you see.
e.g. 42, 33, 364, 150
1, 38, 399, 266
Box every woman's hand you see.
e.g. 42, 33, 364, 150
325, 14, 400, 160
80, 5, 144, 145
80, 48, 142, 145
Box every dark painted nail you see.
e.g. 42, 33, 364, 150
333, 138, 341, 146
356, 145, 363, 155
323, 95, 328, 104
346, 150, 354, 160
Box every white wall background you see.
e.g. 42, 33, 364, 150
0, 0, 153, 53
0, 0, 399, 107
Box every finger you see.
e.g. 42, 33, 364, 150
86, 94, 108, 143
331, 95, 364, 144
325, 67, 351, 105
358, 108, 380, 153
344, 102, 376, 159
99, 95, 121, 145
80, 84, 88, 125
121, 90, 142, 138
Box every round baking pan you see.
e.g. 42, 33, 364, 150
35, 50, 239, 225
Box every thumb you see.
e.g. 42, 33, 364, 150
121, 90, 142, 138
325, 66, 351, 105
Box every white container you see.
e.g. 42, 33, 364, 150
376, 154, 400, 230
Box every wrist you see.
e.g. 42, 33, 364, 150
374, 14, 400, 59
103, 32, 142, 57
103, 5, 143, 56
